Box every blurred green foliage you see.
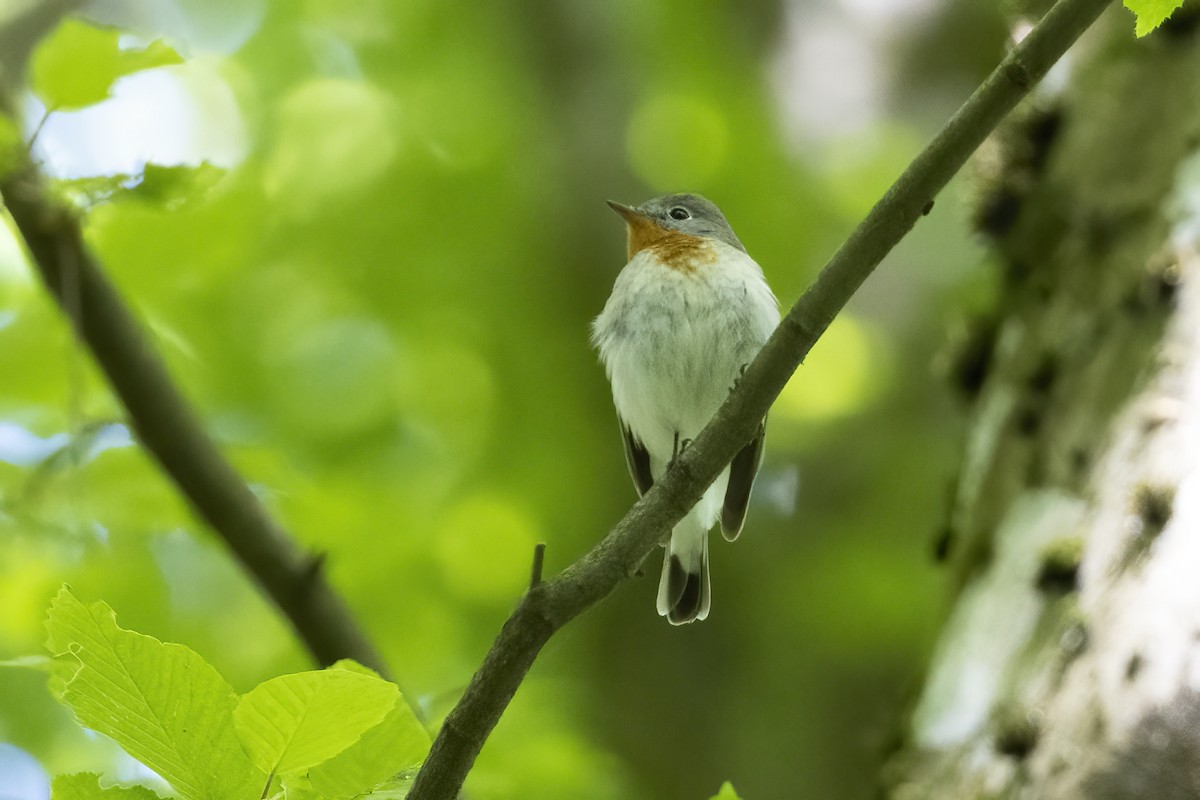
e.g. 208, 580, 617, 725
0, 1, 1005, 797
29, 20, 182, 110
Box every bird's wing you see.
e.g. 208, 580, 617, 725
619, 419, 654, 496
721, 421, 765, 541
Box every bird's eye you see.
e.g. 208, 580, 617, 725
669, 207, 690, 220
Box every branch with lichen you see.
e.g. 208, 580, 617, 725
405, 0, 1115, 797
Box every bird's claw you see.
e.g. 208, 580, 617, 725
730, 363, 749, 393
669, 433, 693, 467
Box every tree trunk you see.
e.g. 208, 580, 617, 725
886, 6, 1200, 798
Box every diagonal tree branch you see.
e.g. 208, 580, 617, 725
407, 0, 1115, 797
0, 162, 390, 678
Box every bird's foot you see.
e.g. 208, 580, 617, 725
669, 433, 693, 468
730, 362, 749, 393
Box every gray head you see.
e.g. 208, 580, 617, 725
607, 193, 746, 253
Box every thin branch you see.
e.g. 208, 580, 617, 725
529, 543, 546, 590
25, 107, 53, 151
0, 165, 390, 678
406, 0, 1115, 797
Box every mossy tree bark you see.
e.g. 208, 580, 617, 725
887, 6, 1200, 798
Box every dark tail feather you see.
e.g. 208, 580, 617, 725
659, 551, 687, 611
657, 540, 711, 625
721, 426, 765, 542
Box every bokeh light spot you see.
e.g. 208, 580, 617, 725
0, 544, 60, 649
436, 494, 538, 604
407, 57, 515, 171
264, 78, 398, 218
398, 340, 496, 461
626, 93, 728, 191
270, 317, 397, 440
775, 314, 885, 422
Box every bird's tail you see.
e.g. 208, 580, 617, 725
656, 509, 711, 625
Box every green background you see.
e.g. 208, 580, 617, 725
0, 0, 1009, 797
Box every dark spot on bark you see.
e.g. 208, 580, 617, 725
994, 708, 1040, 759
1036, 553, 1079, 593
1025, 107, 1064, 174
1027, 354, 1059, 394
1121, 484, 1176, 571
1036, 537, 1081, 593
1155, 275, 1181, 307
975, 186, 1023, 238
1134, 483, 1175, 532
973, 104, 1063, 243
1127, 258, 1183, 314
1016, 404, 1043, 436
1005, 258, 1033, 285
932, 481, 958, 563
1150, 261, 1182, 306
1070, 447, 1091, 477
1126, 653, 1144, 681
932, 525, 953, 563
961, 536, 995, 582
921, 199, 935, 216
947, 315, 998, 401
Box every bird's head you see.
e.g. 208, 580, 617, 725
607, 193, 746, 261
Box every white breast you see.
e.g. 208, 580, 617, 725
592, 240, 779, 473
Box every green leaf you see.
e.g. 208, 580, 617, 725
282, 772, 413, 800
52, 772, 166, 800
30, 19, 183, 110
357, 777, 415, 799
234, 667, 399, 778
1124, 0, 1186, 36
47, 164, 226, 211
710, 782, 743, 800
131, 163, 226, 206
45, 587, 264, 800
49, 175, 136, 209
279, 774, 323, 800
307, 660, 431, 798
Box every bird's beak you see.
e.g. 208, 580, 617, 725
607, 200, 669, 260
606, 200, 647, 224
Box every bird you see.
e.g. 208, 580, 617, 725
591, 193, 780, 624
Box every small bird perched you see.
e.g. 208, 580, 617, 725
592, 193, 780, 624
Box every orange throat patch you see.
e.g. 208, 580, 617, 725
625, 217, 715, 273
